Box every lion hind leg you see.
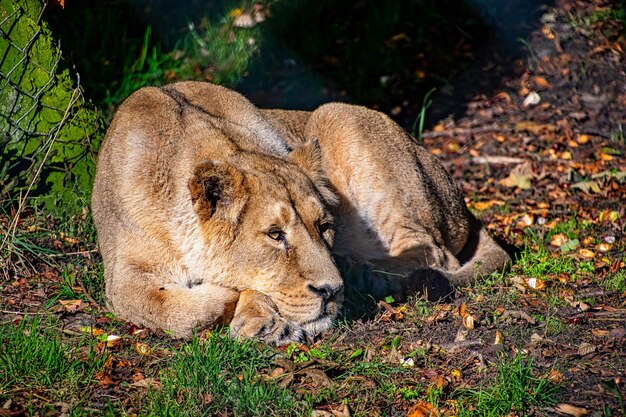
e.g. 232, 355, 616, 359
445, 224, 511, 287
374, 225, 511, 300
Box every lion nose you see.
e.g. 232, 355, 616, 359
307, 283, 342, 302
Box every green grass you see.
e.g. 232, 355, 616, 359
143, 332, 309, 416
0, 317, 105, 403
515, 241, 577, 278
604, 270, 626, 293
450, 353, 560, 416
0, 206, 59, 275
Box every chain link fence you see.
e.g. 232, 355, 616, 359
0, 0, 102, 214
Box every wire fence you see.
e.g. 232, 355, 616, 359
0, 0, 101, 212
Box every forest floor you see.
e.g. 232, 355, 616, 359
1, 0, 625, 416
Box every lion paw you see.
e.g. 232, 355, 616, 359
230, 314, 308, 346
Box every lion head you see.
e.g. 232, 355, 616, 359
187, 139, 343, 336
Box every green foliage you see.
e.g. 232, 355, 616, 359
0, 0, 102, 215
49, 0, 261, 117
103, 20, 260, 110
144, 333, 309, 416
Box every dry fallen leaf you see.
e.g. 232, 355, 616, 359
445, 140, 460, 152
494, 330, 504, 345
527, 277, 547, 290
462, 314, 475, 330
458, 303, 468, 317
576, 134, 590, 144
377, 300, 406, 321
591, 328, 609, 337
551, 233, 569, 246
515, 121, 556, 135
471, 200, 505, 211
533, 76, 551, 89
59, 299, 83, 313
555, 403, 588, 416
516, 213, 534, 228
135, 342, 151, 356
130, 377, 161, 389
106, 335, 122, 348
544, 369, 564, 383
407, 401, 438, 417
95, 371, 115, 386
571, 180, 602, 194
577, 342, 597, 356
542, 25, 555, 39
500, 162, 534, 190
578, 248, 595, 259
523, 91, 541, 106
80, 326, 105, 336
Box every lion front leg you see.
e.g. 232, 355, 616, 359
106, 262, 240, 338
230, 290, 308, 346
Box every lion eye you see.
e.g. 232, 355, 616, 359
319, 222, 332, 233
267, 229, 285, 241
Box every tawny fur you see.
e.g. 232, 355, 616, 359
92, 81, 510, 344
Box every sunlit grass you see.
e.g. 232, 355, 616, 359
0, 317, 106, 402
450, 353, 560, 416
143, 332, 310, 416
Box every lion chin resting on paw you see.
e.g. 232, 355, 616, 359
92, 81, 510, 345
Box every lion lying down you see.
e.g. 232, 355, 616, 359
92, 81, 510, 345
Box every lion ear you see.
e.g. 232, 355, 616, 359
188, 161, 247, 222
287, 138, 324, 182
287, 138, 338, 206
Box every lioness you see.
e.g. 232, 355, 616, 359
92, 81, 510, 345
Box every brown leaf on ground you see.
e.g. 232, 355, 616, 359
130, 377, 161, 389
514, 121, 556, 135
499, 162, 534, 189
377, 300, 406, 321
532, 76, 551, 89
312, 401, 351, 417
555, 403, 589, 416
58, 299, 84, 313
407, 401, 438, 417
134, 342, 151, 356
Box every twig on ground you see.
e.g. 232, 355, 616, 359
0, 310, 49, 315
567, 310, 626, 319
576, 290, 615, 298
421, 125, 514, 138
77, 279, 107, 313
439, 339, 483, 352
47, 249, 98, 258
471, 155, 527, 164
